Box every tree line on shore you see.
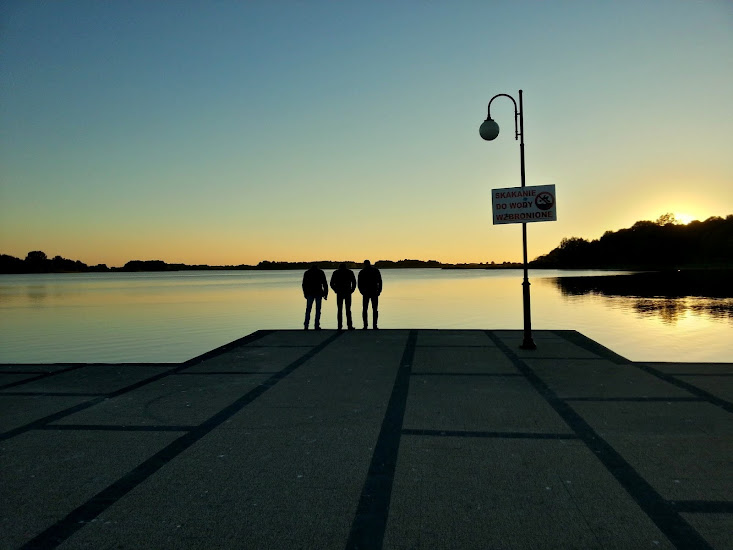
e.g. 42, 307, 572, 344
0, 253, 471, 274
532, 214, 733, 269
2, 214, 731, 274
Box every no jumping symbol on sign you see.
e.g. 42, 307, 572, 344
535, 191, 555, 211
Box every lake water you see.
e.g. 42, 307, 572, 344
0, 269, 730, 364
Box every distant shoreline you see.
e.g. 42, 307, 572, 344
3, 214, 731, 274
2, 262, 731, 275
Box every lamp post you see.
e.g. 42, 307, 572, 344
480, 89, 536, 350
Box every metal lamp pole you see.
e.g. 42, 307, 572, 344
480, 89, 536, 350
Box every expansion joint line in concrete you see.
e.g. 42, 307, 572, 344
0, 330, 276, 443
0, 369, 188, 442
0, 396, 108, 442
40, 424, 197, 432
0, 391, 108, 397
174, 371, 279, 375
486, 330, 714, 550
563, 396, 704, 403
18, 330, 344, 550
553, 329, 733, 414
410, 372, 523, 377
633, 363, 733, 414
0, 364, 89, 390
550, 330, 630, 364
411, 372, 522, 378
0, 369, 81, 375
402, 428, 578, 440
346, 329, 418, 550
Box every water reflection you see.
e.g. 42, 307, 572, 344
618, 297, 732, 324
26, 285, 49, 304
1, 269, 731, 363
552, 270, 733, 325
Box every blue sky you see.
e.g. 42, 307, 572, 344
1, 1, 732, 266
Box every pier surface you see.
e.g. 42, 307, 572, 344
1, 329, 732, 549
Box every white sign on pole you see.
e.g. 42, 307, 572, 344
492, 184, 557, 225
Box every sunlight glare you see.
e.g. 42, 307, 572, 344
674, 212, 694, 225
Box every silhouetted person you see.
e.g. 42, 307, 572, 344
330, 263, 357, 331
302, 264, 328, 330
358, 260, 382, 329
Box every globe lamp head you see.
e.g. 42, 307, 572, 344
479, 118, 500, 141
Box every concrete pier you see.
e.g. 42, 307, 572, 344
1, 329, 731, 549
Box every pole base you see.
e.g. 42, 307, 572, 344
520, 338, 537, 350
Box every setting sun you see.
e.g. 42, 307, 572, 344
674, 213, 695, 225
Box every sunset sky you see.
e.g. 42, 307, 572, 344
1, 1, 732, 267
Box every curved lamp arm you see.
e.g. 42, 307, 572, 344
480, 92, 522, 141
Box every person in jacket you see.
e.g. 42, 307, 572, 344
358, 259, 382, 329
329, 263, 357, 331
302, 264, 328, 330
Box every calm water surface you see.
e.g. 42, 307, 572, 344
1, 269, 730, 363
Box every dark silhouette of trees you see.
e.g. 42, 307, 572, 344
655, 213, 677, 226
375, 259, 442, 268
533, 214, 733, 269
0, 254, 25, 273
51, 255, 91, 272
254, 259, 447, 270
25, 250, 48, 263
122, 260, 172, 272
0, 251, 109, 274
0, 254, 457, 274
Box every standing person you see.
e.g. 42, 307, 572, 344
330, 263, 357, 331
302, 264, 328, 330
358, 260, 382, 330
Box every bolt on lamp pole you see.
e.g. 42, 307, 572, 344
480, 89, 536, 350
